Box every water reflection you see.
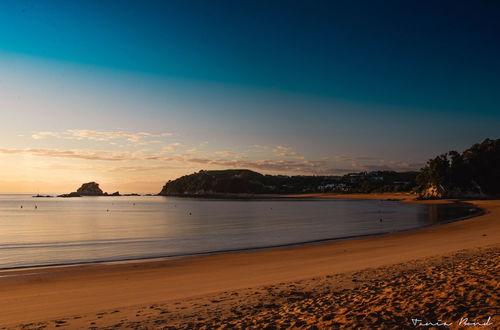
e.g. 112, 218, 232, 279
425, 203, 477, 224
0, 195, 476, 269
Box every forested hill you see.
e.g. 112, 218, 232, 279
159, 138, 499, 198
158, 169, 418, 196
416, 138, 500, 198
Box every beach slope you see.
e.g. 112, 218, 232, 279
0, 195, 498, 328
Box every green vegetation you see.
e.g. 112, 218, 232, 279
416, 138, 500, 198
160, 139, 499, 198
159, 169, 418, 196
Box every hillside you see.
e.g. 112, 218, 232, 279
159, 138, 500, 198
159, 169, 418, 196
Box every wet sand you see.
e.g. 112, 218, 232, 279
0, 194, 498, 329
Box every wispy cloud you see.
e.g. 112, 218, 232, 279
31, 129, 174, 143
105, 165, 185, 172
0, 148, 137, 161
252, 144, 269, 150
162, 142, 186, 152
5, 131, 425, 179
273, 145, 302, 158
32, 131, 61, 140
186, 147, 202, 153
0, 148, 335, 175
335, 155, 422, 172
335, 156, 379, 163
180, 157, 334, 174
214, 150, 237, 157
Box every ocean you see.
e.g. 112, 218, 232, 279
0, 194, 475, 269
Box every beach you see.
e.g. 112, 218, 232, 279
0, 194, 498, 329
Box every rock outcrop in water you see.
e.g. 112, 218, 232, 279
76, 182, 105, 196
58, 182, 123, 197
58, 192, 82, 198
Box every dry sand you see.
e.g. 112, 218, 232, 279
0, 193, 498, 329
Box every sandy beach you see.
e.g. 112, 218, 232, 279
0, 194, 498, 329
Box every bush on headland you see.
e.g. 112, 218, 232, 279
416, 138, 500, 199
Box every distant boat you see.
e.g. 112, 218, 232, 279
32, 194, 53, 198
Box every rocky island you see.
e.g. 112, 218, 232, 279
58, 182, 120, 197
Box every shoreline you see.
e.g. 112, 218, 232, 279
0, 194, 482, 272
1, 193, 498, 328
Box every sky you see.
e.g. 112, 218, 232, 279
0, 0, 499, 193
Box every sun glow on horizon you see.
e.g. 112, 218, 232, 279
1, 1, 499, 193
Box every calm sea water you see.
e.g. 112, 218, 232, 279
0, 194, 475, 269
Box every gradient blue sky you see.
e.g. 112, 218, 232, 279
0, 0, 499, 193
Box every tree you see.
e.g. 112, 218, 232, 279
417, 138, 500, 197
